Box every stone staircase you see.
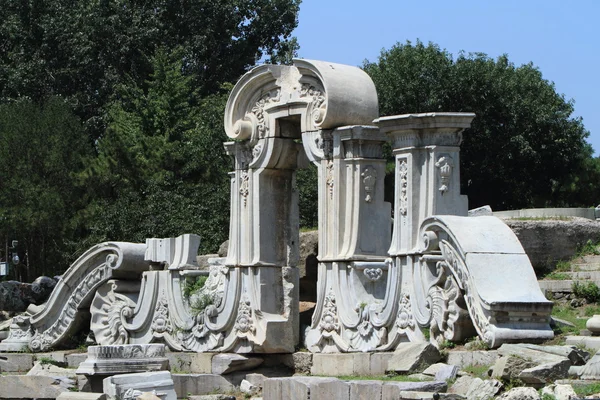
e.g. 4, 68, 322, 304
539, 254, 600, 299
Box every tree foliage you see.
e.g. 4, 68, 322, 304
0, 98, 93, 280
363, 41, 594, 210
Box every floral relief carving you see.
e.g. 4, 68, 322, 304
300, 83, 326, 124
326, 161, 334, 199
396, 293, 414, 330
435, 156, 452, 194
399, 160, 408, 215
364, 268, 383, 281
152, 297, 172, 335
361, 166, 377, 203
234, 294, 255, 337
319, 290, 340, 335
250, 90, 280, 139
239, 170, 249, 207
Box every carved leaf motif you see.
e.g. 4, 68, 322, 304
399, 160, 409, 215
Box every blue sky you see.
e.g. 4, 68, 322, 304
293, 0, 600, 155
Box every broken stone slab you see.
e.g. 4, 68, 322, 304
103, 371, 176, 400
211, 353, 263, 375
188, 396, 236, 400
27, 360, 79, 379
577, 352, 600, 380
497, 343, 570, 365
406, 373, 434, 381
519, 359, 571, 384
422, 363, 459, 381
447, 375, 475, 396
171, 374, 234, 397
395, 393, 466, 400
565, 335, 600, 351
387, 342, 441, 374
56, 393, 107, 400
465, 378, 503, 400
0, 375, 73, 399
491, 355, 537, 380
496, 386, 540, 399
0, 352, 34, 372
518, 343, 590, 365
541, 383, 578, 400
381, 381, 447, 399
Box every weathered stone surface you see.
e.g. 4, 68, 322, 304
0, 276, 57, 312
395, 393, 466, 400
56, 393, 107, 400
349, 380, 383, 400
497, 343, 569, 365
505, 217, 600, 272
468, 205, 493, 217
541, 383, 578, 400
291, 351, 312, 374
311, 353, 360, 376
103, 371, 176, 400
519, 359, 571, 384
577, 352, 600, 380
27, 360, 78, 379
518, 343, 590, 366
387, 343, 441, 373
165, 352, 213, 373
171, 374, 234, 397
0, 375, 72, 398
0, 352, 34, 372
240, 379, 258, 395
381, 381, 447, 399
422, 363, 459, 381
491, 355, 536, 380
447, 375, 475, 395
66, 353, 88, 368
211, 353, 263, 374
446, 350, 498, 368
188, 396, 236, 400
465, 378, 502, 400
263, 377, 348, 400
496, 386, 540, 400
77, 344, 169, 376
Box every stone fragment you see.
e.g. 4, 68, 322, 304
188, 396, 236, 400
0, 375, 72, 399
577, 352, 600, 380
468, 205, 493, 217
518, 343, 590, 365
423, 362, 459, 381
541, 383, 578, 400
291, 352, 312, 374
56, 393, 107, 400
395, 393, 466, 399
519, 358, 571, 384
447, 375, 474, 396
387, 342, 441, 373
0, 276, 57, 312
103, 371, 176, 400
407, 373, 433, 381
67, 353, 89, 368
445, 350, 498, 368
0, 352, 34, 372
164, 352, 213, 373
171, 374, 234, 397
465, 378, 502, 400
381, 381, 447, 399
496, 386, 540, 400
240, 379, 258, 395
211, 353, 263, 374
263, 377, 348, 400
136, 392, 162, 400
491, 355, 536, 380
27, 360, 78, 379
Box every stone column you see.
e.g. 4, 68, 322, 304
376, 113, 475, 255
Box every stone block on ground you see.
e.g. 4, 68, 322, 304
518, 343, 590, 366
0, 375, 73, 399
518, 359, 571, 384
165, 352, 213, 373
188, 396, 236, 400
497, 343, 569, 365
171, 374, 234, 397
422, 362, 459, 381
103, 371, 176, 400
541, 383, 578, 400
395, 393, 466, 399
349, 380, 383, 400
445, 350, 498, 369
240, 379, 259, 395
0, 352, 34, 372
387, 342, 441, 374
566, 335, 600, 351
77, 344, 169, 376
496, 386, 540, 400
447, 375, 475, 396
310, 353, 358, 376
491, 355, 537, 380
263, 377, 348, 400
465, 378, 502, 400
56, 393, 107, 400
576, 352, 600, 380
381, 380, 447, 399
211, 353, 263, 375
291, 352, 312, 374
66, 353, 89, 368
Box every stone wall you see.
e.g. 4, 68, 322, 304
503, 217, 600, 274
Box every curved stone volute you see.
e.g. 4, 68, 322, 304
224, 59, 379, 143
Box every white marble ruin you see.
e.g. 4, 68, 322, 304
0, 59, 553, 354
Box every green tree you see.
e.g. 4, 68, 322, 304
0, 98, 93, 281
363, 41, 592, 210
0, 0, 301, 140
82, 48, 231, 253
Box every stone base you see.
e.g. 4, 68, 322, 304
76, 344, 168, 376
